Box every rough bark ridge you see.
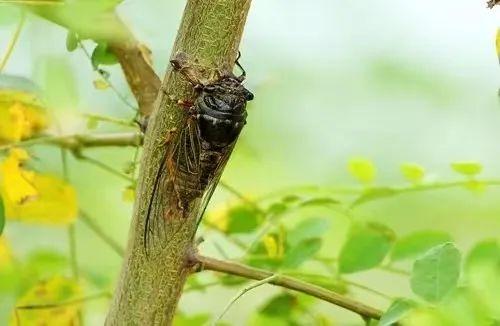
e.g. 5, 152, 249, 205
105, 1, 252, 325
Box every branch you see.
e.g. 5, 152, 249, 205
196, 255, 383, 321
106, 1, 253, 325
0, 132, 142, 152
27, 5, 160, 115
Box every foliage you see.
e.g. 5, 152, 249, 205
0, 1, 498, 325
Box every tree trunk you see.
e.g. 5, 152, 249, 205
105, 1, 252, 325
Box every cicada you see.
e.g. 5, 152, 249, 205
143, 52, 254, 252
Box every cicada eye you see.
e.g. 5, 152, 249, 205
245, 90, 254, 101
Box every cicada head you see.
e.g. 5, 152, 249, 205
196, 77, 253, 147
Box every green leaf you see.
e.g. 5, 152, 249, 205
348, 157, 377, 184
226, 205, 260, 234
0, 196, 4, 235
465, 239, 500, 271
410, 242, 461, 303
464, 240, 500, 316
287, 218, 331, 246
260, 293, 297, 317
351, 187, 396, 207
379, 298, 417, 326
0, 5, 19, 26
91, 43, 119, 68
391, 231, 453, 262
299, 197, 340, 207
400, 163, 425, 184
66, 31, 79, 52
37, 56, 79, 109
267, 202, 288, 216
283, 238, 322, 268
281, 195, 301, 204
338, 222, 395, 273
450, 161, 483, 177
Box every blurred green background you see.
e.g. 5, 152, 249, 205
0, 0, 499, 324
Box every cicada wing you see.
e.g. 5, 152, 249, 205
143, 119, 202, 254
193, 141, 237, 233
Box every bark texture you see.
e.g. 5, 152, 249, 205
105, 1, 252, 325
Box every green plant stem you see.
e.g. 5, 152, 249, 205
79, 211, 125, 257
78, 41, 137, 111
82, 113, 137, 128
345, 280, 394, 301
15, 292, 111, 311
0, 10, 25, 72
0, 132, 143, 153
211, 274, 278, 325
78, 154, 135, 183
196, 254, 383, 320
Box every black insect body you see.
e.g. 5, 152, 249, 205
143, 52, 253, 252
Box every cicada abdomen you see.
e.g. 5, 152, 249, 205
143, 52, 254, 253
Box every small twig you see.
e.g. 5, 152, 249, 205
78, 41, 137, 112
196, 254, 383, 320
15, 292, 111, 311
79, 210, 125, 257
0, 132, 143, 152
345, 280, 394, 301
78, 154, 135, 183
0, 11, 26, 72
211, 274, 278, 325
219, 181, 264, 213
82, 113, 137, 128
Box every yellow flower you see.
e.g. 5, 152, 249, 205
0, 236, 13, 270
10, 276, 82, 326
0, 90, 48, 144
0, 149, 78, 225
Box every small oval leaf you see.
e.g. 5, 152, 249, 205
450, 161, 483, 177
410, 242, 461, 302
391, 231, 453, 262
91, 43, 119, 68
347, 158, 376, 184
338, 222, 395, 273
379, 298, 417, 326
400, 163, 425, 184
283, 238, 322, 268
66, 31, 79, 52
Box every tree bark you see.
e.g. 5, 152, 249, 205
105, 1, 252, 325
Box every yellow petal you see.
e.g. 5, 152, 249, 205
122, 186, 135, 203
93, 79, 110, 90
0, 90, 48, 144
0, 150, 78, 225
263, 235, 279, 258
10, 276, 82, 326
205, 204, 229, 232
0, 236, 13, 270
0, 149, 38, 205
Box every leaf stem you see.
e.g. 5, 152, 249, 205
79, 210, 124, 257
0, 10, 26, 72
211, 274, 278, 325
78, 41, 137, 112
